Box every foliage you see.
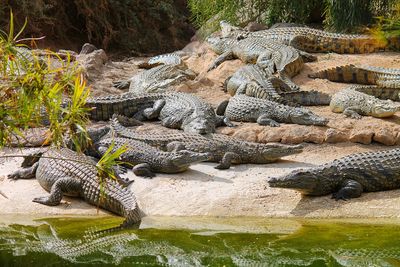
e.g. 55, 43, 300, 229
0, 10, 88, 148
188, 0, 397, 33
0, 0, 193, 54
96, 141, 129, 203
370, 1, 400, 42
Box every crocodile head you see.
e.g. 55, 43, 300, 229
268, 166, 339, 196
167, 150, 211, 172
370, 101, 398, 118
256, 144, 304, 163
182, 117, 216, 134
206, 36, 236, 54
289, 108, 329, 126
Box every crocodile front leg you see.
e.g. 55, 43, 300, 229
256, 51, 275, 73
215, 152, 241, 169
113, 80, 131, 90
257, 114, 280, 127
132, 163, 156, 178
208, 51, 234, 71
33, 177, 81, 206
8, 162, 39, 180
143, 99, 166, 120
343, 107, 363, 119
332, 179, 363, 200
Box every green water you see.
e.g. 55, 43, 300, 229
0, 216, 400, 266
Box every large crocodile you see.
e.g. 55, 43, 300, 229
86, 92, 231, 134
110, 117, 303, 169
309, 64, 400, 88
330, 85, 400, 119
224, 64, 331, 106
113, 64, 196, 94
207, 36, 311, 90
269, 148, 400, 200
94, 136, 210, 177
7, 148, 141, 227
220, 21, 399, 53
218, 94, 329, 127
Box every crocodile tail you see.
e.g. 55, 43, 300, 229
353, 85, 400, 101
222, 76, 232, 92
308, 65, 377, 85
216, 100, 229, 115
282, 90, 331, 106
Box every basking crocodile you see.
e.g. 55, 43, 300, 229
86, 92, 231, 134
7, 148, 141, 227
94, 136, 210, 177
113, 64, 196, 94
110, 117, 303, 169
218, 94, 329, 127
220, 21, 398, 53
309, 64, 400, 88
224, 64, 331, 106
330, 86, 400, 119
140, 53, 185, 68
269, 148, 400, 200
207, 36, 312, 90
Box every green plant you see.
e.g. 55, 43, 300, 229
188, 0, 395, 33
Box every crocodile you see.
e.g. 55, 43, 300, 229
207, 36, 313, 90
138, 53, 185, 69
309, 64, 400, 88
86, 92, 231, 134
110, 116, 303, 169
219, 21, 399, 53
224, 64, 331, 106
113, 64, 196, 94
269, 148, 400, 200
330, 85, 400, 118
7, 148, 141, 227
218, 94, 329, 127
94, 136, 211, 177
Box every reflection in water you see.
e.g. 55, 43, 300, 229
0, 218, 400, 266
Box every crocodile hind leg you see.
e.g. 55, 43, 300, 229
215, 152, 241, 169
132, 163, 156, 178
8, 162, 39, 180
257, 114, 280, 127
332, 179, 363, 200
143, 99, 166, 120
33, 177, 81, 206
343, 107, 363, 119
256, 51, 275, 73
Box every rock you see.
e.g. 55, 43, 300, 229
325, 128, 349, 143
77, 49, 108, 81
349, 130, 374, 144
232, 128, 258, 142
218, 127, 236, 136
244, 22, 268, 32
257, 128, 283, 143
281, 127, 307, 144
303, 127, 325, 144
373, 128, 396, 146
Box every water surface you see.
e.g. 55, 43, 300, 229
0, 216, 400, 266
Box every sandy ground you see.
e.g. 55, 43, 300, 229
1, 39, 400, 220
1, 143, 400, 219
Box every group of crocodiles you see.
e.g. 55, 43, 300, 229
5, 21, 400, 228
